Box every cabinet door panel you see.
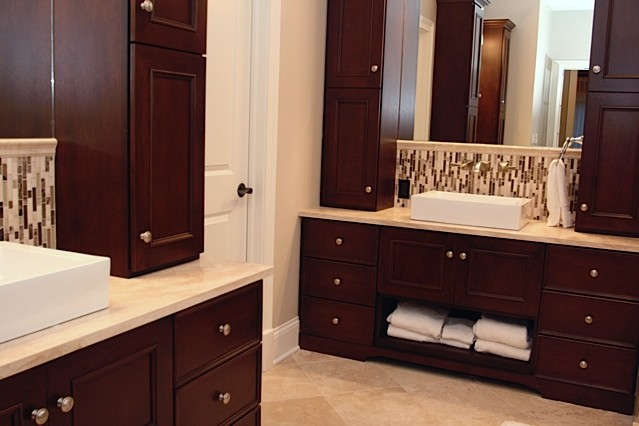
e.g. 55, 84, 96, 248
47, 318, 173, 426
378, 228, 456, 304
588, 0, 639, 93
325, 0, 384, 88
131, 0, 207, 54
0, 367, 46, 426
321, 88, 381, 210
456, 237, 544, 317
302, 258, 377, 306
131, 44, 205, 273
575, 92, 639, 236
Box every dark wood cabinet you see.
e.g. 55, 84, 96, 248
320, 0, 418, 211
54, 0, 206, 277
575, 0, 639, 237
430, 0, 489, 143
0, 366, 47, 425
476, 19, 514, 145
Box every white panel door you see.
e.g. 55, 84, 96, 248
203, 0, 252, 260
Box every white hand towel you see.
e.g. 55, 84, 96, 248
473, 317, 530, 349
474, 338, 531, 361
386, 301, 448, 338
441, 317, 476, 346
387, 324, 440, 343
546, 159, 574, 228
440, 338, 471, 350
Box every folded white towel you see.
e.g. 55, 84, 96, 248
386, 301, 448, 338
474, 338, 531, 361
473, 317, 530, 349
387, 324, 440, 343
440, 338, 471, 349
546, 159, 574, 228
441, 317, 476, 346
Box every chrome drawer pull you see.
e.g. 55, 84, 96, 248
218, 392, 231, 405
57, 396, 75, 413
459, 252, 467, 261
218, 323, 232, 336
445, 251, 454, 259
331, 317, 340, 325
31, 408, 49, 425
335, 237, 343, 246
589, 269, 599, 278
579, 360, 588, 369
333, 278, 341, 286
584, 315, 594, 325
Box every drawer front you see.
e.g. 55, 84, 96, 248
301, 257, 376, 306
540, 291, 639, 348
300, 296, 374, 345
545, 245, 639, 300
174, 282, 262, 383
302, 218, 378, 265
536, 335, 637, 393
175, 346, 261, 426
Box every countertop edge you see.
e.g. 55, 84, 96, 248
299, 207, 639, 253
0, 260, 273, 380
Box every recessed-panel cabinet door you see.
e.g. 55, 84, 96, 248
131, 44, 205, 273
131, 0, 207, 54
0, 367, 47, 426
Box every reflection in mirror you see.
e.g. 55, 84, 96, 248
0, 0, 54, 138
414, 0, 594, 147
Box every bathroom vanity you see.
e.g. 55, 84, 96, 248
299, 207, 639, 414
0, 259, 271, 425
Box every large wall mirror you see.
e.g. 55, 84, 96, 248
414, 0, 594, 147
0, 0, 54, 138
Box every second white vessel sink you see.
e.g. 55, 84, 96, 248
411, 191, 531, 230
0, 242, 110, 344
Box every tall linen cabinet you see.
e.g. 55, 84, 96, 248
54, 0, 206, 277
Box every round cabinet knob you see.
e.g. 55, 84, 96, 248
365, 186, 372, 194
589, 269, 599, 278
218, 323, 232, 336
333, 278, 341, 286
445, 251, 454, 259
592, 65, 601, 74
57, 396, 75, 413
218, 392, 231, 405
580, 203, 589, 212
139, 230, 152, 244
584, 315, 594, 325
371, 65, 379, 73
459, 252, 467, 261
579, 360, 588, 369
31, 408, 49, 425
331, 317, 340, 325
140, 0, 154, 13
335, 237, 343, 246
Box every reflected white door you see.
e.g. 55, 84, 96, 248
203, 0, 252, 260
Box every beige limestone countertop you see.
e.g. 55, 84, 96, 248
0, 257, 272, 380
300, 207, 639, 253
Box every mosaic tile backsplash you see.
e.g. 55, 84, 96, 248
395, 141, 581, 221
0, 140, 56, 247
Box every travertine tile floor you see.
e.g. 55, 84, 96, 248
262, 349, 635, 425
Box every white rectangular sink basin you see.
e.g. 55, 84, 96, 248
0, 242, 110, 343
411, 191, 531, 230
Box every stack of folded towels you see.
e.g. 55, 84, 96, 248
472, 315, 531, 361
386, 301, 476, 349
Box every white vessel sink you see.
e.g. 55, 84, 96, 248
0, 242, 110, 343
411, 191, 531, 230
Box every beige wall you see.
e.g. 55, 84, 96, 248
273, 0, 326, 327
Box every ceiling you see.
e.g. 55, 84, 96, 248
544, 0, 595, 11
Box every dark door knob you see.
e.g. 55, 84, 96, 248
237, 183, 254, 198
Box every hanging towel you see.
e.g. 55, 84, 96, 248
386, 301, 448, 338
474, 339, 531, 362
441, 317, 476, 347
387, 324, 440, 343
473, 317, 530, 350
546, 159, 574, 228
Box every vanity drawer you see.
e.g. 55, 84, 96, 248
540, 291, 639, 348
302, 218, 378, 265
300, 296, 374, 345
301, 258, 376, 306
544, 246, 639, 300
175, 345, 261, 426
536, 335, 637, 393
174, 282, 262, 383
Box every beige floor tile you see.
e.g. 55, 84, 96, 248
261, 359, 321, 403
261, 396, 346, 426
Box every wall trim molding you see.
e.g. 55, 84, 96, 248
262, 316, 300, 371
